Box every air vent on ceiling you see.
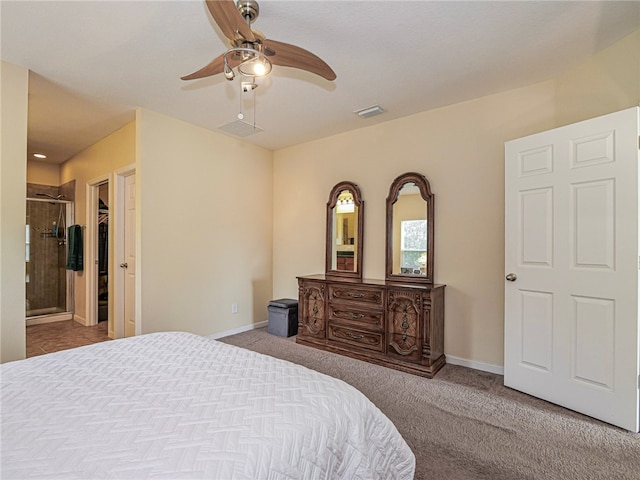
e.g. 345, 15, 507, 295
218, 120, 263, 137
354, 105, 385, 119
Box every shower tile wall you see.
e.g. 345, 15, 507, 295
26, 180, 75, 201
26, 183, 58, 199
59, 180, 75, 204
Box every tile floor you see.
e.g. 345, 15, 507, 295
26, 320, 111, 358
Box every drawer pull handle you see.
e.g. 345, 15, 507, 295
346, 332, 364, 340
347, 293, 366, 298
349, 313, 365, 319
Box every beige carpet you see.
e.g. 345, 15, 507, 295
219, 328, 640, 480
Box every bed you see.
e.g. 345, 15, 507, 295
1, 332, 415, 479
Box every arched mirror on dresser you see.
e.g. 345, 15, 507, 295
297, 174, 445, 378
325, 181, 364, 279
385, 172, 434, 284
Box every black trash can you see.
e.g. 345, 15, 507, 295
267, 298, 299, 337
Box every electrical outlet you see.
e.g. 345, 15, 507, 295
231, 303, 238, 314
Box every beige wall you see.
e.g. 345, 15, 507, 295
1, 61, 29, 362
1, 30, 637, 364
136, 109, 273, 336
273, 83, 558, 369
553, 30, 640, 127
27, 160, 60, 186
59, 122, 136, 324
273, 30, 640, 370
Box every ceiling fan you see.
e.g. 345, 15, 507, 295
181, 0, 336, 84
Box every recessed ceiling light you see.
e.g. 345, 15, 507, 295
354, 105, 385, 119
33, 153, 47, 159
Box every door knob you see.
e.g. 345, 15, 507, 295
505, 273, 517, 282
120, 263, 128, 269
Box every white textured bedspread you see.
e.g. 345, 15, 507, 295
1, 332, 415, 479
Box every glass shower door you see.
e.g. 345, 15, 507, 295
25, 199, 72, 318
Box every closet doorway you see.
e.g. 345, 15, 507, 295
86, 177, 110, 332
87, 165, 137, 339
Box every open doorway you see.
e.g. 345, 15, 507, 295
86, 165, 135, 338
86, 176, 110, 333
86, 165, 136, 339
97, 183, 109, 325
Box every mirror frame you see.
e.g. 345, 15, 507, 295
326, 181, 364, 279
385, 172, 434, 284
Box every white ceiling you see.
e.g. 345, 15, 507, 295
2, 1, 639, 164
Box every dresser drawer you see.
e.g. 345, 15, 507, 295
298, 275, 446, 378
328, 304, 383, 330
329, 285, 384, 306
328, 324, 384, 352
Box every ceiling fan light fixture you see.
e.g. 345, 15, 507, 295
223, 46, 272, 80
223, 58, 235, 80
180, 0, 336, 84
238, 54, 271, 77
250, 59, 268, 76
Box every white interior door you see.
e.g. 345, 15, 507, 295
123, 173, 136, 337
504, 107, 640, 432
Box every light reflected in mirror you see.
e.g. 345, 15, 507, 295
332, 190, 358, 272
392, 183, 427, 276
326, 181, 364, 279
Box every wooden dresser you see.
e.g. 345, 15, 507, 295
296, 274, 445, 378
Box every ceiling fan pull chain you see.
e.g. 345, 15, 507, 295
237, 84, 244, 121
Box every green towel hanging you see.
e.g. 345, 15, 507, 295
66, 225, 83, 271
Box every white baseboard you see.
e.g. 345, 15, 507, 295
207, 320, 268, 340
73, 315, 88, 326
206, 324, 504, 376
446, 355, 504, 376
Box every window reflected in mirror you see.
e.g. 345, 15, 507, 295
386, 173, 434, 284
400, 220, 427, 274
392, 183, 427, 276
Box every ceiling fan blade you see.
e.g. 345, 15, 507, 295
263, 39, 336, 81
181, 53, 241, 80
206, 0, 255, 42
